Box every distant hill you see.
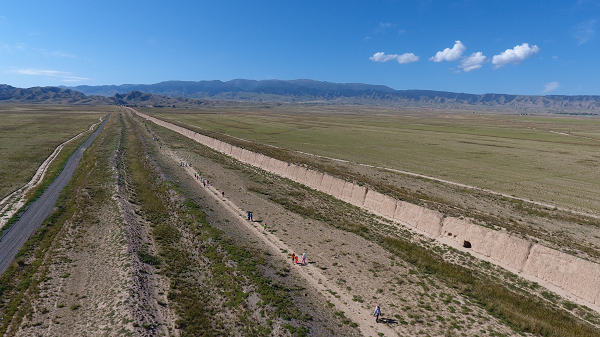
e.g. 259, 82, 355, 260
0, 85, 209, 107
66, 79, 600, 111
0, 84, 112, 105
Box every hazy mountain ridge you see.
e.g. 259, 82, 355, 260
0, 85, 208, 107
65, 79, 600, 110
3, 80, 600, 111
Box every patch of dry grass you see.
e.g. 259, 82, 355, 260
0, 105, 109, 199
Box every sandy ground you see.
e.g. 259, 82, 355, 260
150, 120, 522, 336
14, 116, 177, 337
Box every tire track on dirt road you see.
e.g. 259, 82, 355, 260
0, 115, 110, 275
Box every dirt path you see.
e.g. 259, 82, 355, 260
169, 150, 395, 337
0, 117, 104, 228
14, 113, 177, 337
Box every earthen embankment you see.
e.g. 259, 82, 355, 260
132, 109, 600, 307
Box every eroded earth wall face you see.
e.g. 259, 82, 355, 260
363, 190, 385, 213
379, 195, 398, 218
441, 217, 531, 270
350, 185, 367, 207
523, 245, 600, 305
329, 177, 346, 200
319, 174, 335, 195
134, 109, 600, 306
394, 201, 443, 237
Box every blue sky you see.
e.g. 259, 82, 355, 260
1, 0, 598, 95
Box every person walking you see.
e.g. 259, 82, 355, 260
222, 191, 225, 198
302, 252, 306, 265
374, 304, 381, 323
291, 252, 295, 263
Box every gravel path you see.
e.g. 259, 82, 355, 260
0, 115, 109, 275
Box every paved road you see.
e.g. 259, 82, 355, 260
0, 115, 110, 275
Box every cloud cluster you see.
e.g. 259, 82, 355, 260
370, 52, 419, 64
8, 68, 89, 82
491, 43, 540, 68
369, 41, 540, 72
429, 41, 466, 62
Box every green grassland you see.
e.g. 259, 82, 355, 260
0, 105, 110, 199
138, 105, 600, 214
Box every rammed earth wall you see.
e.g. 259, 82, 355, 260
134, 109, 600, 306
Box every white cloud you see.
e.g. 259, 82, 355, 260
491, 43, 540, 68
370, 52, 419, 64
8, 68, 89, 82
396, 53, 419, 64
458, 52, 487, 72
542, 81, 560, 93
429, 41, 466, 62
370, 52, 398, 62
572, 19, 596, 45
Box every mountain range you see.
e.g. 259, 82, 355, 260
0, 84, 208, 107
65, 79, 600, 111
1, 79, 600, 111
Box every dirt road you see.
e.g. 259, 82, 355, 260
0, 116, 109, 275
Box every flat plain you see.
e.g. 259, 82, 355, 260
138, 105, 600, 215
0, 105, 110, 199
3, 105, 600, 337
